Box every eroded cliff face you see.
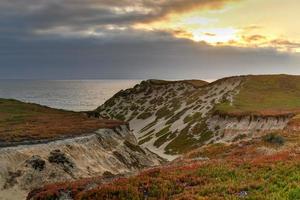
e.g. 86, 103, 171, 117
207, 114, 292, 143
96, 77, 300, 159
97, 78, 243, 158
0, 125, 163, 200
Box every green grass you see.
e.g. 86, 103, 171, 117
115, 113, 126, 121
137, 112, 152, 120
165, 125, 196, 154
155, 126, 171, 137
164, 110, 212, 154
215, 75, 300, 116
155, 106, 172, 119
183, 112, 202, 124
153, 131, 173, 148
140, 120, 157, 132
165, 108, 189, 125
138, 135, 153, 145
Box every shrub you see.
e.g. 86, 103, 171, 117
124, 141, 145, 154
78, 185, 140, 200
153, 131, 174, 148
140, 121, 157, 132
115, 113, 126, 121
232, 134, 247, 142
129, 104, 138, 111
156, 106, 172, 119
156, 126, 171, 137
138, 136, 152, 145
166, 108, 189, 125
137, 112, 152, 120
214, 125, 221, 131
263, 133, 285, 145
183, 112, 202, 124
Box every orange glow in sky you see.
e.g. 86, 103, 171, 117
133, 0, 300, 52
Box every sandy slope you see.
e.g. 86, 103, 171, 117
0, 125, 163, 199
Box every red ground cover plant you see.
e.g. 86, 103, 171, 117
28, 132, 300, 200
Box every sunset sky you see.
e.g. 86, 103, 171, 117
1, 0, 300, 79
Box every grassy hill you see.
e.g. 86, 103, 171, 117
215, 75, 300, 116
0, 98, 124, 143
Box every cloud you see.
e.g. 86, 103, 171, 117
0, 0, 298, 53
241, 25, 263, 31
270, 39, 300, 49
0, 0, 238, 40
137, 0, 239, 22
0, 0, 300, 80
242, 35, 267, 42
236, 34, 300, 52
1, 30, 300, 80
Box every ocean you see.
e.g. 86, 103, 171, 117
0, 80, 140, 111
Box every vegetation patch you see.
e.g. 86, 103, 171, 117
27, 128, 300, 200
165, 108, 189, 125
288, 188, 300, 200
103, 99, 115, 107
128, 110, 140, 121
30, 153, 300, 200
169, 100, 181, 112
263, 133, 285, 145
140, 120, 157, 133
215, 75, 300, 116
129, 104, 139, 111
115, 113, 126, 121
153, 131, 176, 148
155, 106, 172, 119
124, 141, 146, 154
0, 98, 124, 143
139, 129, 155, 139
137, 112, 152, 120
198, 130, 213, 144
166, 120, 213, 154
186, 143, 230, 159
113, 151, 132, 168
185, 92, 204, 105
149, 97, 164, 105
155, 126, 171, 137
165, 125, 197, 154
138, 135, 153, 145
183, 112, 202, 124
233, 134, 247, 142
48, 149, 74, 173
136, 98, 147, 105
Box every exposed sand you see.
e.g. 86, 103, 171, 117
0, 125, 162, 200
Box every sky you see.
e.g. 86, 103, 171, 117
0, 0, 300, 80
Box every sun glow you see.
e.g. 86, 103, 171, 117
133, 0, 300, 52
187, 27, 238, 43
